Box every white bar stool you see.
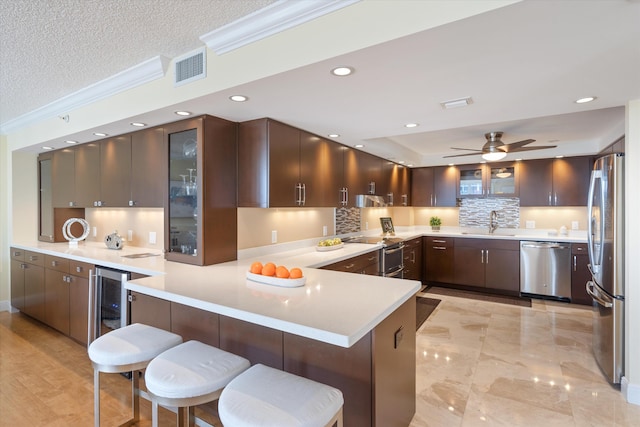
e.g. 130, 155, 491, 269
145, 340, 251, 427
88, 323, 183, 427
218, 364, 344, 427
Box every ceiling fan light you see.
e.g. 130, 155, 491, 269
482, 151, 507, 161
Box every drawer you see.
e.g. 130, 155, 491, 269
69, 260, 94, 278
10, 247, 25, 261
572, 243, 588, 255
25, 251, 45, 266
45, 254, 70, 273
404, 237, 422, 249
322, 250, 379, 273
426, 236, 453, 248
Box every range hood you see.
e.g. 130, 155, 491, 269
355, 194, 386, 207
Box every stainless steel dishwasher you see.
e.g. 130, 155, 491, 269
520, 241, 571, 300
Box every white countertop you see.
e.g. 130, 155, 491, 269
11, 227, 585, 348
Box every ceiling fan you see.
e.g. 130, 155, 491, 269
444, 131, 557, 161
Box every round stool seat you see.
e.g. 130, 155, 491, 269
145, 340, 250, 404
88, 323, 183, 371
218, 364, 344, 427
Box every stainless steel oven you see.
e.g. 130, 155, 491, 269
88, 266, 130, 345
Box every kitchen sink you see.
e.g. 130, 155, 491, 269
460, 231, 517, 237
120, 252, 160, 259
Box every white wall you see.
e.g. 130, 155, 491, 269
623, 100, 640, 404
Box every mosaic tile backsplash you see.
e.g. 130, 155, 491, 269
336, 207, 361, 234
458, 197, 520, 228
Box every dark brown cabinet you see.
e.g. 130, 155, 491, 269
165, 115, 238, 266
44, 255, 71, 334
571, 243, 592, 305
321, 250, 379, 275
74, 142, 101, 207
10, 248, 45, 321
411, 166, 457, 207
452, 238, 520, 293
424, 236, 455, 283
129, 291, 172, 330
403, 237, 423, 282
519, 156, 592, 206
99, 135, 132, 207
129, 127, 166, 207
385, 162, 410, 206
238, 119, 343, 207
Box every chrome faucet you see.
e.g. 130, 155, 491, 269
489, 210, 499, 234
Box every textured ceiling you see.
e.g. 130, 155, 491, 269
0, 0, 275, 123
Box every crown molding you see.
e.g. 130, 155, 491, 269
200, 0, 360, 55
0, 55, 170, 135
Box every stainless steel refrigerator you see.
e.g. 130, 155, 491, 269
586, 153, 624, 384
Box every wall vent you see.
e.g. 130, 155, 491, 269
174, 47, 206, 87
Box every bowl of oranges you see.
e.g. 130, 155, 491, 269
246, 261, 306, 287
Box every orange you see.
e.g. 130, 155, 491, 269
261, 262, 276, 276
275, 266, 290, 278
289, 268, 303, 279
250, 261, 263, 274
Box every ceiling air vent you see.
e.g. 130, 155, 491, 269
174, 47, 206, 87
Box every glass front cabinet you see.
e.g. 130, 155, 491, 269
165, 115, 238, 266
457, 162, 519, 198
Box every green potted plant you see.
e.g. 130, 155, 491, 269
429, 216, 441, 231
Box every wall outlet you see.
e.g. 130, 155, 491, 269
571, 221, 579, 230
322, 225, 328, 236
271, 230, 277, 244
149, 231, 157, 244
526, 220, 536, 229
127, 230, 133, 241
92, 226, 97, 237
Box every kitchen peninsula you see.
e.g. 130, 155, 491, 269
10, 239, 421, 427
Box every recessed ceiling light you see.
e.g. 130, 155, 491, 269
555, 155, 564, 158
448, 163, 455, 166
398, 160, 405, 164
407, 164, 414, 167
575, 96, 596, 104
331, 66, 354, 76
405, 123, 418, 128
328, 134, 340, 138
93, 132, 108, 137
42, 146, 54, 150
354, 144, 364, 148
130, 122, 147, 127
65, 140, 78, 144
175, 111, 192, 116
229, 95, 248, 102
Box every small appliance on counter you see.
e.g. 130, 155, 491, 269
104, 230, 124, 250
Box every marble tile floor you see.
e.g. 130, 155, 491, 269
411, 290, 640, 426
2, 295, 640, 427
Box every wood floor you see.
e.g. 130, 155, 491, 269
0, 311, 219, 426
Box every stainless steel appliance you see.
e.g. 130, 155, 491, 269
88, 266, 130, 345
342, 236, 405, 278
586, 153, 624, 384
520, 241, 571, 300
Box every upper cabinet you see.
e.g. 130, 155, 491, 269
47, 127, 165, 209
519, 156, 592, 206
457, 162, 519, 198
165, 115, 237, 266
384, 162, 410, 206
238, 118, 343, 208
411, 166, 457, 207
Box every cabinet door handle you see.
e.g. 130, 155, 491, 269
481, 249, 485, 264
433, 246, 447, 250
29, 255, 38, 261
51, 260, 58, 267
554, 192, 558, 205
485, 249, 489, 264
402, 194, 408, 206
430, 194, 433, 206
302, 183, 306, 206
76, 266, 82, 273
369, 181, 376, 195
128, 200, 135, 207
367, 256, 377, 262
573, 255, 577, 271
20, 263, 27, 269
344, 263, 356, 269
548, 192, 552, 206
434, 195, 437, 206
433, 239, 446, 243
13, 250, 22, 257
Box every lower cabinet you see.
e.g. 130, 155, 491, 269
403, 237, 423, 282
424, 236, 454, 283
320, 250, 379, 275
68, 260, 93, 345
453, 238, 520, 293
571, 243, 592, 305
128, 293, 415, 427
10, 248, 45, 322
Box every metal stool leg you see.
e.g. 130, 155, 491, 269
131, 370, 140, 424
94, 370, 100, 427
